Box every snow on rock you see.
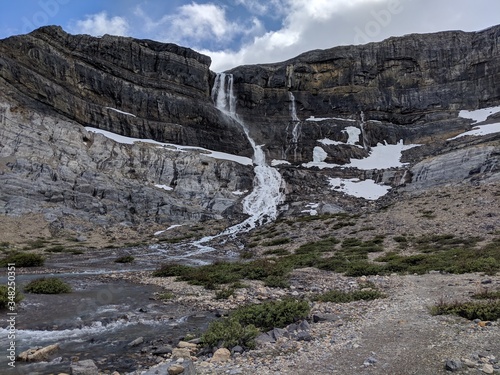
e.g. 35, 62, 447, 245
232, 190, 248, 195
343, 126, 363, 147
328, 178, 391, 200
271, 159, 291, 166
85, 127, 253, 166
449, 123, 500, 140
347, 140, 419, 169
106, 107, 137, 117
306, 116, 356, 122
301, 203, 319, 216
318, 138, 344, 146
154, 184, 173, 191
154, 224, 183, 236
458, 105, 500, 123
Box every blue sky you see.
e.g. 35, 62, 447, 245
1, 0, 499, 71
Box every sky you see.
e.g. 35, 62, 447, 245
0, 0, 499, 72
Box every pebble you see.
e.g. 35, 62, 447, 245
482, 363, 494, 374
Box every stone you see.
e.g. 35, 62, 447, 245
172, 348, 192, 360
298, 320, 310, 331
70, 359, 99, 375
18, 343, 60, 362
255, 332, 275, 345
482, 363, 494, 374
211, 348, 231, 363
168, 364, 185, 375
152, 345, 173, 355
177, 341, 198, 350
127, 337, 144, 347
296, 331, 313, 341
463, 359, 477, 368
231, 345, 244, 354
445, 359, 462, 372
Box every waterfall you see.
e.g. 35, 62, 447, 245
211, 73, 284, 233
287, 92, 301, 161
360, 111, 369, 151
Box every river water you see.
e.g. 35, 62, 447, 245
0, 246, 218, 375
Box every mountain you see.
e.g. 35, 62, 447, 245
0, 25, 499, 240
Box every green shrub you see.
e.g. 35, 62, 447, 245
312, 289, 385, 303
157, 291, 175, 301
215, 287, 236, 300
201, 317, 259, 349
115, 255, 135, 263
263, 248, 290, 256
231, 298, 310, 331
472, 289, 500, 300
430, 299, 500, 321
264, 275, 290, 288
24, 277, 72, 294
0, 285, 23, 310
0, 253, 45, 267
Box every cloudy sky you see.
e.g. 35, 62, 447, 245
1, 0, 499, 71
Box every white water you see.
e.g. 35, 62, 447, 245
212, 73, 284, 231
360, 111, 369, 150
184, 74, 284, 252
287, 92, 301, 160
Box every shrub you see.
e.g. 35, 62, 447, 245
261, 238, 291, 247
430, 299, 500, 321
231, 298, 310, 331
201, 317, 259, 349
24, 277, 72, 294
264, 275, 290, 288
0, 253, 45, 267
115, 255, 135, 263
215, 287, 235, 300
0, 285, 23, 310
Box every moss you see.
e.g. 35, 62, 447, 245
430, 299, 500, 321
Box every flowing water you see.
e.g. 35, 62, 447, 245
0, 248, 217, 375
286, 92, 301, 161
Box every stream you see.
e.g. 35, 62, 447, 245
0, 245, 220, 375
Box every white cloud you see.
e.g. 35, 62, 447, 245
71, 12, 129, 37
135, 3, 242, 46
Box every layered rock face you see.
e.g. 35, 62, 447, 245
0, 26, 251, 156
228, 26, 500, 162
0, 25, 499, 229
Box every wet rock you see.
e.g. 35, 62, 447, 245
18, 343, 60, 362
127, 337, 144, 347
70, 359, 99, 375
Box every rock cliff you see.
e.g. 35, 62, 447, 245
0, 25, 499, 233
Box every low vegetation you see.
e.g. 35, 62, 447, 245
201, 299, 310, 349
430, 299, 500, 321
24, 277, 72, 294
0, 285, 23, 310
0, 252, 45, 267
114, 255, 135, 263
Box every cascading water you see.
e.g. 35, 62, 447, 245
182, 74, 285, 254
360, 111, 369, 151
212, 73, 284, 232
287, 92, 301, 161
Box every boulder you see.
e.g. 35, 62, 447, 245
70, 359, 99, 375
18, 343, 60, 362
211, 348, 231, 363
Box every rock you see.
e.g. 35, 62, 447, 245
172, 348, 192, 360
127, 337, 144, 347
18, 343, 60, 362
168, 364, 185, 375
70, 359, 99, 375
312, 314, 341, 323
141, 359, 195, 375
445, 359, 463, 372
271, 328, 289, 341
463, 359, 477, 368
296, 331, 313, 341
231, 345, 244, 354
177, 341, 198, 350
298, 320, 310, 331
255, 332, 275, 345
482, 363, 494, 374
152, 345, 174, 355
211, 348, 231, 363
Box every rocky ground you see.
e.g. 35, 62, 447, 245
2, 182, 500, 375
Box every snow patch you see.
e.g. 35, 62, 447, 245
329, 178, 391, 200
154, 184, 173, 191
232, 190, 248, 196
154, 224, 183, 236
106, 107, 137, 117
343, 126, 363, 147
306, 116, 356, 122
318, 138, 344, 146
449, 123, 500, 140
301, 202, 319, 216
459, 105, 500, 123
85, 127, 253, 166
271, 159, 291, 166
